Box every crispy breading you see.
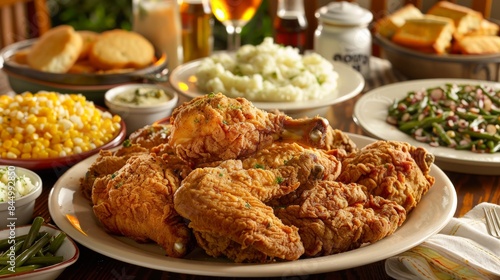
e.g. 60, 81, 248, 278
92, 153, 192, 258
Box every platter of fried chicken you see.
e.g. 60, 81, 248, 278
48, 93, 457, 277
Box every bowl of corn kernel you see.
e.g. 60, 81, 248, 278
0, 91, 126, 170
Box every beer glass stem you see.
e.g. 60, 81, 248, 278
225, 24, 235, 51
226, 24, 242, 51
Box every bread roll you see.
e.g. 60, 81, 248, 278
88, 29, 155, 70
375, 4, 423, 38
27, 25, 83, 73
391, 15, 455, 54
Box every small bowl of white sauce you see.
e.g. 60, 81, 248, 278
105, 84, 178, 134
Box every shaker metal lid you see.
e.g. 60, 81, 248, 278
315, 1, 373, 26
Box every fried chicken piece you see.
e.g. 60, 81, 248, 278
323, 127, 358, 159
239, 141, 342, 206
80, 144, 148, 200
168, 93, 330, 165
174, 160, 305, 262
128, 123, 171, 149
337, 140, 435, 212
275, 181, 406, 257
92, 153, 192, 258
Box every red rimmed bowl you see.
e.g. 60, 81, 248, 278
0, 224, 79, 280
0, 118, 126, 170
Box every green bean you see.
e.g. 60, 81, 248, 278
388, 83, 500, 153
0, 265, 41, 275
491, 142, 500, 153
21, 216, 44, 252
481, 86, 500, 106
24, 256, 63, 266
15, 232, 50, 267
48, 232, 66, 254
0, 235, 27, 251
462, 130, 500, 142
432, 123, 452, 146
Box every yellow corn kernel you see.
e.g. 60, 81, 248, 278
26, 114, 37, 124
14, 133, 23, 141
20, 153, 31, 159
48, 150, 59, 158
2, 140, 12, 149
8, 147, 20, 156
63, 139, 74, 149
22, 143, 32, 154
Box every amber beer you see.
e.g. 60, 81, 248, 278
210, 0, 262, 25
180, 0, 213, 62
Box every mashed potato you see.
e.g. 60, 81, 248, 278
195, 38, 339, 102
0, 167, 37, 202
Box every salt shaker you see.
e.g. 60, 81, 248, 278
314, 2, 373, 78
132, 0, 183, 71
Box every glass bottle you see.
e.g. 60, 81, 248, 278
273, 0, 307, 53
180, 0, 213, 62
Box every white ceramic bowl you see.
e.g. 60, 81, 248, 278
0, 224, 79, 279
105, 84, 178, 135
0, 166, 42, 229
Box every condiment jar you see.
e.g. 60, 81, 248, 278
314, 2, 373, 78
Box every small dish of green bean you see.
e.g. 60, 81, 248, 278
0, 217, 79, 279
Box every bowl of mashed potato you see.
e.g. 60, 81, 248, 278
169, 38, 364, 118
0, 165, 42, 229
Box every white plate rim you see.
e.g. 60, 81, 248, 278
354, 78, 500, 174
48, 133, 457, 277
168, 58, 365, 111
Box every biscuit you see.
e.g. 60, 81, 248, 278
375, 4, 423, 39
392, 15, 455, 54
427, 1, 483, 37
77, 30, 100, 60
88, 29, 155, 70
26, 25, 83, 73
456, 35, 500, 54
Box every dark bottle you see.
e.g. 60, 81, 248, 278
273, 0, 307, 53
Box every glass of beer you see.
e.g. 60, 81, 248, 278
210, 0, 262, 50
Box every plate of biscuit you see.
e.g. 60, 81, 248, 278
0, 25, 169, 101
373, 1, 500, 81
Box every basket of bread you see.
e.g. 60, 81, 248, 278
374, 1, 500, 81
0, 25, 168, 102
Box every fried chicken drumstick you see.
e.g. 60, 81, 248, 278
168, 93, 330, 165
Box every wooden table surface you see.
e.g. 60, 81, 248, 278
2, 57, 499, 280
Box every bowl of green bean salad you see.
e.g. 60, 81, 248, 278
354, 78, 500, 175
0, 217, 79, 279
